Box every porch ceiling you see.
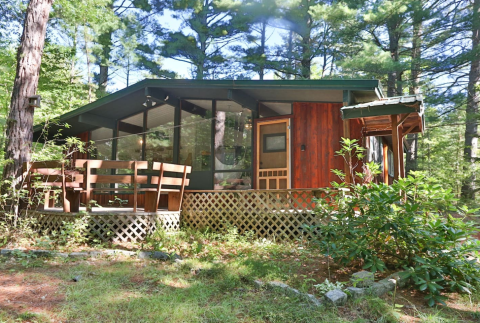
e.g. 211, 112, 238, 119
341, 94, 425, 136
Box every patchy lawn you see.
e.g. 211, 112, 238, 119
0, 230, 479, 322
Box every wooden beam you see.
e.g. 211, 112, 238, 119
145, 87, 179, 108
399, 125, 405, 178
364, 130, 393, 137
118, 121, 143, 134
181, 99, 208, 117
398, 113, 411, 127
391, 115, 400, 180
402, 123, 416, 137
227, 89, 258, 112
343, 119, 352, 184
383, 140, 389, 184
78, 113, 116, 129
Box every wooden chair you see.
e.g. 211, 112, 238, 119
143, 162, 191, 212
23, 160, 81, 212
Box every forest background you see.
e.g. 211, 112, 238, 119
0, 0, 478, 203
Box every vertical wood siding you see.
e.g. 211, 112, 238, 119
292, 102, 345, 188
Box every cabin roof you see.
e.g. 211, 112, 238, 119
34, 78, 383, 139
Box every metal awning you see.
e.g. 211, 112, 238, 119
341, 94, 424, 136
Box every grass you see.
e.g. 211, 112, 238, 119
0, 227, 479, 322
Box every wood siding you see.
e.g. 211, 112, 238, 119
292, 102, 348, 188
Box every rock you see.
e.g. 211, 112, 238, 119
138, 251, 152, 259
368, 279, 395, 297
103, 249, 136, 257
72, 275, 82, 282
324, 289, 348, 306
350, 271, 374, 287
387, 272, 409, 288
174, 258, 184, 264
55, 252, 69, 258
89, 251, 102, 258
346, 287, 366, 299
303, 293, 322, 307
253, 280, 264, 288
378, 278, 396, 291
267, 281, 301, 297
69, 252, 89, 259
30, 250, 52, 257
0, 249, 20, 256
170, 253, 182, 261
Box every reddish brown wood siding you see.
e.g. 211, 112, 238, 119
292, 102, 344, 188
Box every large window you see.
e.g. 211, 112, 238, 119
145, 104, 175, 163
116, 112, 144, 161
90, 127, 113, 160
179, 100, 212, 171
214, 101, 252, 190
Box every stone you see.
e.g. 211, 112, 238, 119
138, 251, 152, 259
89, 251, 102, 258
69, 252, 89, 258
174, 258, 184, 264
346, 287, 366, 299
387, 272, 409, 288
324, 289, 348, 306
0, 249, 20, 256
303, 293, 322, 307
253, 280, 264, 288
151, 251, 170, 260
72, 275, 82, 282
350, 271, 374, 287
267, 281, 301, 297
368, 279, 395, 297
170, 253, 182, 261
378, 278, 396, 291
30, 250, 52, 257
55, 252, 69, 258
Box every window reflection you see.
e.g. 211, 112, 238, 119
90, 127, 113, 160
116, 112, 144, 162
214, 172, 252, 190
179, 100, 212, 171
145, 104, 175, 163
214, 101, 252, 171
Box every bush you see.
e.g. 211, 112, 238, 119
305, 139, 480, 306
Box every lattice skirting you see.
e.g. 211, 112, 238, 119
31, 212, 180, 242
181, 189, 325, 240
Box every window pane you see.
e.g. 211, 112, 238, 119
179, 100, 212, 171
117, 112, 144, 161
214, 101, 252, 171
259, 102, 292, 118
214, 172, 252, 190
146, 104, 175, 163
90, 127, 113, 160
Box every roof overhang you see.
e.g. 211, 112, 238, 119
341, 95, 424, 136
34, 78, 383, 140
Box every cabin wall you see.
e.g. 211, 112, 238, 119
292, 102, 346, 188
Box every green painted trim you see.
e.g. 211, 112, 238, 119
34, 78, 381, 133
341, 104, 421, 119
227, 89, 258, 111
78, 113, 116, 129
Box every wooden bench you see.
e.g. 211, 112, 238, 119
74, 159, 191, 212
74, 159, 149, 212
23, 160, 82, 212
143, 162, 191, 212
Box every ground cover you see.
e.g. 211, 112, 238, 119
0, 228, 479, 323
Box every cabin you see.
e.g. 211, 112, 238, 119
34, 79, 423, 190
32, 79, 424, 241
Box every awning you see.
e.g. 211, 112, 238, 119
341, 94, 424, 136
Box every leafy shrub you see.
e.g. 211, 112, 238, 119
305, 138, 480, 306
313, 279, 345, 295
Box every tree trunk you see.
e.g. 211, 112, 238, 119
461, 0, 480, 200
2, 0, 52, 188
96, 30, 112, 96
406, 0, 423, 176
259, 20, 266, 80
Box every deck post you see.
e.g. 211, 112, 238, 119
383, 141, 389, 184
391, 115, 400, 180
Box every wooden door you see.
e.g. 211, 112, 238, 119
256, 119, 290, 189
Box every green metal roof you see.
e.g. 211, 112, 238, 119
34, 78, 383, 138
340, 94, 423, 120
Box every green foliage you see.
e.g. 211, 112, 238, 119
305, 138, 480, 306
313, 278, 345, 295
52, 214, 90, 247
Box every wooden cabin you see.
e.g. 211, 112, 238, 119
34, 79, 423, 207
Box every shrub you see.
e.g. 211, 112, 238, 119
305, 139, 480, 306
